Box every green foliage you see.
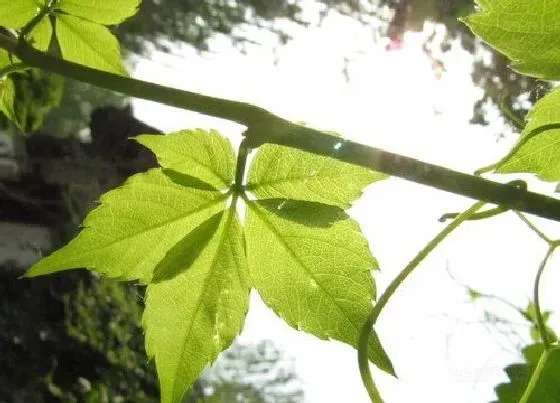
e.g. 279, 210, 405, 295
57, 0, 140, 25
135, 130, 236, 190
247, 143, 386, 208
0, 58, 63, 132
464, 1, 560, 182
26, 127, 388, 401
0, 0, 38, 29
144, 210, 249, 403
26, 167, 229, 282
8, 0, 560, 402
0, 0, 135, 74
245, 198, 393, 375
55, 14, 128, 76
464, 1, 560, 81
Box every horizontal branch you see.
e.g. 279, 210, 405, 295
2, 34, 560, 221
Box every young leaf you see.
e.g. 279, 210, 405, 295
29, 16, 52, 52
144, 209, 249, 403
247, 143, 385, 208
25, 169, 228, 283
0, 0, 39, 29
56, 0, 140, 25
135, 129, 236, 190
463, 1, 560, 80
245, 199, 394, 375
55, 14, 128, 75
494, 88, 560, 180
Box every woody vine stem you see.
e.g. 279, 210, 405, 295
1, 34, 560, 221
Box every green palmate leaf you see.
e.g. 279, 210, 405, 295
144, 207, 249, 403
247, 143, 385, 208
26, 169, 228, 283
245, 199, 394, 375
55, 13, 128, 75
463, 1, 560, 80
492, 88, 560, 181
29, 16, 52, 52
57, 0, 140, 25
136, 129, 236, 190
0, 0, 39, 29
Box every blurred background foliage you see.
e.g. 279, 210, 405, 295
0, 0, 548, 401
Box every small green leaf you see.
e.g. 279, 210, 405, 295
57, 0, 140, 25
0, 75, 16, 124
29, 16, 52, 51
144, 209, 249, 403
245, 199, 394, 375
247, 143, 385, 208
55, 13, 128, 75
136, 130, 236, 190
495, 88, 560, 180
463, 1, 560, 80
0, 0, 40, 29
26, 169, 228, 283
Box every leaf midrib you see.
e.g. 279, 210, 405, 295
56, 13, 122, 72
171, 204, 237, 402
74, 194, 228, 254
248, 202, 368, 337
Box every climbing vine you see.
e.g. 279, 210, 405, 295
1, 0, 560, 402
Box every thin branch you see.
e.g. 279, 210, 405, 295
358, 201, 485, 402
533, 246, 555, 349
515, 211, 552, 244
3, 35, 560, 221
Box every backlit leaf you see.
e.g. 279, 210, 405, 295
0, 0, 39, 29
247, 143, 385, 208
464, 1, 560, 80
55, 13, 128, 75
144, 209, 249, 403
493, 88, 560, 180
29, 16, 52, 51
136, 130, 235, 190
26, 169, 228, 283
57, 0, 140, 25
245, 199, 394, 375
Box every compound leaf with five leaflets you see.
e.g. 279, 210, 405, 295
55, 13, 128, 75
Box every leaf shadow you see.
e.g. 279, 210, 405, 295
163, 169, 220, 191
256, 199, 347, 228
152, 211, 223, 283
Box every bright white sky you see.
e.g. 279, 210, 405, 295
131, 10, 560, 403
